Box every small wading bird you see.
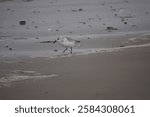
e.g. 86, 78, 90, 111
53, 36, 80, 54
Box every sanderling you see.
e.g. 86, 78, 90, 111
53, 36, 80, 54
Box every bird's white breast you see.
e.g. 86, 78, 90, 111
59, 38, 75, 47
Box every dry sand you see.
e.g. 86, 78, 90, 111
0, 46, 150, 100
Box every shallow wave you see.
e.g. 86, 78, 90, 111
0, 70, 58, 87
48, 42, 150, 59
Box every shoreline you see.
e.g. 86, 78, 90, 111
0, 45, 150, 99
1, 31, 150, 61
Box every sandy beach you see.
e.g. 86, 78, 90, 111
0, 45, 150, 99
0, 0, 150, 99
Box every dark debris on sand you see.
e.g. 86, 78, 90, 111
106, 26, 118, 32
19, 21, 26, 25
72, 8, 83, 12
53, 49, 58, 52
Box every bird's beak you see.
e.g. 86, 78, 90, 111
53, 40, 57, 43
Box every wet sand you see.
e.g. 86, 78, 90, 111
0, 46, 150, 100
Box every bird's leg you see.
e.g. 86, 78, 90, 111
63, 48, 68, 53
70, 47, 72, 54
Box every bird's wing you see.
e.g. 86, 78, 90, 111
66, 37, 74, 41
66, 37, 80, 43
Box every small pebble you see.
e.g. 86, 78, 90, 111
79, 8, 83, 11
9, 48, 12, 51
124, 22, 127, 24
54, 50, 58, 52
19, 21, 26, 25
